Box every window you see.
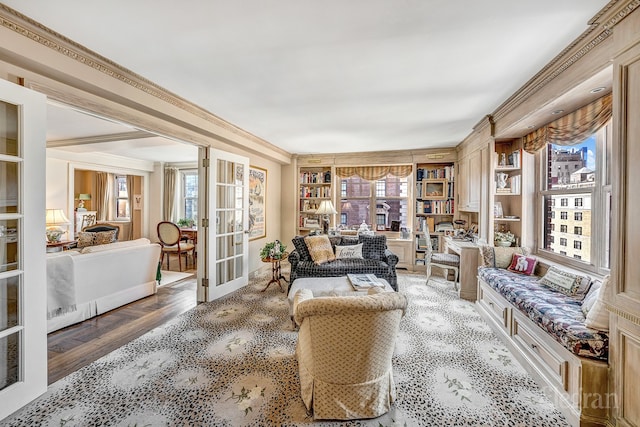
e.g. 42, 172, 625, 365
540, 122, 611, 272
181, 170, 198, 222
560, 238, 567, 246
574, 240, 582, 249
340, 171, 409, 230
560, 251, 567, 256
115, 175, 129, 219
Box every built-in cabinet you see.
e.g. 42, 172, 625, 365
458, 149, 481, 212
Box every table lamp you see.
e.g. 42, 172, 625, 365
45, 208, 70, 242
315, 200, 337, 234
76, 193, 91, 211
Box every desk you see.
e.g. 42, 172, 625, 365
180, 228, 197, 245
261, 252, 288, 292
444, 237, 480, 301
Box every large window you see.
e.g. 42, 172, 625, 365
181, 170, 198, 222
115, 175, 129, 219
340, 173, 409, 230
539, 122, 611, 272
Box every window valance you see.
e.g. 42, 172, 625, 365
335, 165, 413, 180
523, 93, 612, 154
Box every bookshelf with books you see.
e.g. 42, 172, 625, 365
414, 163, 455, 267
298, 166, 333, 234
491, 139, 533, 247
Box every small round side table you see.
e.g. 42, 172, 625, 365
261, 252, 289, 292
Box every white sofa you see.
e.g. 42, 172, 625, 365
46, 238, 161, 333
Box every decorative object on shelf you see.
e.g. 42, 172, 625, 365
499, 153, 507, 166
303, 218, 320, 229
76, 193, 91, 211
45, 208, 70, 242
494, 231, 516, 247
260, 240, 287, 260
315, 200, 337, 234
422, 179, 448, 200
494, 202, 503, 218
496, 172, 508, 189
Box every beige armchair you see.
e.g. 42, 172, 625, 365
293, 288, 407, 420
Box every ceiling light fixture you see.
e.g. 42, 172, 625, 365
590, 87, 606, 93
551, 109, 564, 115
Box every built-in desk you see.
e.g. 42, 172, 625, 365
444, 237, 480, 301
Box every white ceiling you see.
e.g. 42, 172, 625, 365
4, 0, 609, 160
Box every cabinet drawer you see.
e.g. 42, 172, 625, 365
512, 314, 569, 391
478, 283, 510, 333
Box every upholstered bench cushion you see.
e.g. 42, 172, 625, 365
478, 267, 608, 361
431, 253, 460, 266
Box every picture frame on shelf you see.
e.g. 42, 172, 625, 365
376, 224, 386, 231
494, 202, 504, 218
421, 179, 447, 200
303, 218, 320, 229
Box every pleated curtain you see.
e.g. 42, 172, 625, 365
335, 165, 413, 180
163, 167, 178, 222
95, 172, 112, 221
523, 93, 612, 153
126, 175, 134, 240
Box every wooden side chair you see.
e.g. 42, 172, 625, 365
157, 221, 195, 272
425, 228, 460, 290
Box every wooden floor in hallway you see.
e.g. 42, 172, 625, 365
47, 253, 197, 385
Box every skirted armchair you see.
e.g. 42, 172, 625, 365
293, 288, 408, 420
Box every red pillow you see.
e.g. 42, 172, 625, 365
507, 253, 537, 275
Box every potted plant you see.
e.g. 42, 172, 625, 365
494, 231, 516, 247
177, 218, 194, 228
260, 240, 287, 260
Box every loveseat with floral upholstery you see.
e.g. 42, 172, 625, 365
288, 234, 398, 291
475, 245, 610, 427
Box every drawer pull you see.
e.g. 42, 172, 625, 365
488, 302, 494, 307
531, 343, 539, 352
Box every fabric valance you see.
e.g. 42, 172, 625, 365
523, 93, 612, 154
335, 165, 413, 180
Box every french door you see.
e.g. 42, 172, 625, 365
197, 148, 249, 302
0, 80, 47, 420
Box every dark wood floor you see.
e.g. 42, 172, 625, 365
47, 254, 197, 385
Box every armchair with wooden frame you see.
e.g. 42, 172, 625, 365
157, 221, 195, 272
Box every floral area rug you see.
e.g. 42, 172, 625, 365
2, 269, 569, 426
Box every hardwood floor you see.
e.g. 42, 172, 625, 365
47, 254, 197, 385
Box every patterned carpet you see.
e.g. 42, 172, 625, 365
2, 269, 570, 426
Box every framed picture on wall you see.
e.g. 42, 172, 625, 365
249, 166, 267, 240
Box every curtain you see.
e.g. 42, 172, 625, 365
126, 175, 134, 240
95, 172, 112, 221
163, 167, 178, 222
523, 93, 612, 153
335, 165, 413, 180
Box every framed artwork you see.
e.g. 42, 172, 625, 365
421, 179, 448, 200
249, 166, 267, 240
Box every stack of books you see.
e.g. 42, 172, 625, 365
347, 274, 384, 291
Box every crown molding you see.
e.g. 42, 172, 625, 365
492, 0, 639, 123
0, 4, 291, 161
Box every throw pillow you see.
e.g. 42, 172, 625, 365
539, 266, 588, 296
76, 231, 95, 248
335, 243, 363, 259
507, 253, 537, 275
359, 234, 387, 261
304, 235, 336, 265
292, 236, 312, 261
585, 275, 611, 331
479, 245, 530, 269
581, 280, 602, 317
94, 230, 117, 245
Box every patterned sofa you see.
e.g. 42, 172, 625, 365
288, 234, 398, 291
475, 248, 609, 427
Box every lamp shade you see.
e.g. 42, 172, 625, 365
77, 193, 91, 201
315, 200, 337, 215
45, 209, 70, 226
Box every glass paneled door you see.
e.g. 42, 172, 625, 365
0, 80, 47, 420
197, 148, 249, 302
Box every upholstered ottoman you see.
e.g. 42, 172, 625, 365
287, 276, 394, 317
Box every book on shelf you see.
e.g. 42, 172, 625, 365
347, 274, 384, 290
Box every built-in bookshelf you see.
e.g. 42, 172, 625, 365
414, 163, 455, 266
298, 166, 332, 234
492, 139, 533, 247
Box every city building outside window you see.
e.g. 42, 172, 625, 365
540, 121, 611, 272
574, 240, 582, 249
